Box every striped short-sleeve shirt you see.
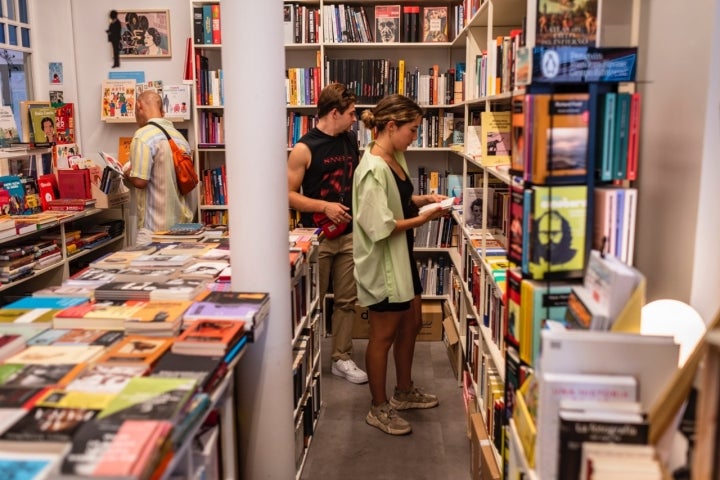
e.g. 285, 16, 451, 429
129, 118, 194, 233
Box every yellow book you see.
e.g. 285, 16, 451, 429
480, 111, 511, 167
428, 170, 439, 194
512, 390, 536, 467
398, 60, 405, 96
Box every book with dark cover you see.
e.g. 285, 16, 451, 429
558, 410, 649, 480
0, 386, 45, 408
149, 351, 224, 391
1, 405, 99, 442
60, 418, 120, 475
531, 46, 638, 83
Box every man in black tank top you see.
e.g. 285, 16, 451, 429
288, 83, 367, 385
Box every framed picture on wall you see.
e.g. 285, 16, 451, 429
117, 9, 171, 58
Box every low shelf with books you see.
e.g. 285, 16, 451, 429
289, 228, 322, 478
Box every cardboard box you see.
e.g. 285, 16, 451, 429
470, 412, 501, 480
418, 300, 444, 341
351, 300, 444, 341
443, 316, 460, 377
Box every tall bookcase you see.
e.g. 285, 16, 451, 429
450, 1, 644, 479
190, 0, 227, 226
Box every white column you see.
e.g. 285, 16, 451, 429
222, 1, 294, 478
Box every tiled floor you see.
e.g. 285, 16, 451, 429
300, 337, 471, 480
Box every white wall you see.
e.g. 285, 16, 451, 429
30, 0, 191, 159
635, 0, 720, 323
690, 2, 720, 323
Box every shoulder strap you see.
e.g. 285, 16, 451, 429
146, 121, 171, 140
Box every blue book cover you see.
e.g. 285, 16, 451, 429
613, 93, 631, 180
532, 47, 637, 83
614, 189, 625, 259
3, 296, 90, 310
599, 93, 616, 181
202, 5, 213, 44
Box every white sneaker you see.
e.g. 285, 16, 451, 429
331, 359, 368, 384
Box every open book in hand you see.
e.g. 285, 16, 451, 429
418, 197, 455, 214
99, 151, 125, 174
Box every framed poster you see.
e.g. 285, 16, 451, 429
118, 9, 171, 58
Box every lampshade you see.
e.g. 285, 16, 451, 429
641, 299, 706, 367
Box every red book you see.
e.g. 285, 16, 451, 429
37, 173, 59, 210
211, 4, 221, 44
626, 93, 641, 181
57, 168, 91, 199
92, 420, 172, 477
55, 103, 75, 144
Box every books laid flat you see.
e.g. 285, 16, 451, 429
0, 363, 79, 389
172, 319, 245, 356
64, 362, 150, 394
124, 300, 193, 336
98, 335, 173, 366
184, 291, 269, 341
53, 301, 146, 330
96, 376, 197, 425
149, 352, 225, 392
4, 345, 105, 365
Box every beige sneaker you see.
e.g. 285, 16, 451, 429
365, 402, 412, 435
389, 384, 439, 410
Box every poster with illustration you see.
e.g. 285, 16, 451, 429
118, 10, 171, 57
49, 62, 63, 84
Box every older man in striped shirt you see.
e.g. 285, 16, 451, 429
124, 91, 194, 244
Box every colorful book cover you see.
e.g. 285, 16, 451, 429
536, 0, 597, 47
518, 279, 575, 366
124, 299, 192, 323
4, 345, 105, 365
0, 175, 30, 215
527, 185, 587, 279
92, 419, 172, 477
173, 319, 245, 354
96, 376, 197, 423
28, 106, 58, 144
375, 5, 401, 43
480, 111, 511, 167
527, 93, 589, 184
65, 362, 149, 394
422, 6, 448, 42
54, 103, 75, 144
35, 388, 115, 411
98, 335, 173, 365
0, 106, 19, 147
3, 296, 89, 310
161, 83, 191, 120
100, 79, 136, 120
510, 95, 525, 172
0, 451, 63, 479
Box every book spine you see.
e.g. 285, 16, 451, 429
202, 5, 213, 45
193, 7, 204, 44
211, 4, 221, 45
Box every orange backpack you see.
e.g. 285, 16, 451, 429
148, 121, 199, 196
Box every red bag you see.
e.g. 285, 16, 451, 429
148, 121, 199, 196
313, 212, 348, 239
